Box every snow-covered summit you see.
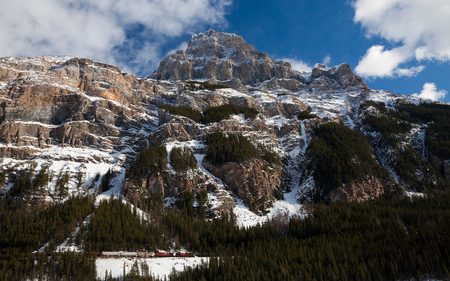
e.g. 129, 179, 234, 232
187, 29, 255, 56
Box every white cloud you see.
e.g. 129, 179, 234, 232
165, 41, 189, 57
281, 58, 312, 72
353, 0, 450, 78
413, 83, 447, 101
0, 0, 231, 75
355, 45, 425, 78
322, 55, 332, 66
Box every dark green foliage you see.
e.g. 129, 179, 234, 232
83, 189, 232, 255
426, 120, 450, 159
119, 260, 156, 281
360, 101, 450, 191
76, 170, 84, 189
308, 122, 387, 201
3, 173, 450, 280
0, 252, 96, 281
170, 147, 197, 172
169, 190, 450, 281
159, 103, 258, 124
0, 170, 6, 187
182, 81, 228, 91
159, 104, 203, 123
56, 171, 70, 198
364, 114, 412, 137
397, 102, 450, 123
9, 167, 50, 197
100, 169, 113, 193
9, 169, 33, 197
360, 100, 389, 114
84, 198, 161, 252
394, 103, 450, 159
298, 109, 318, 120
34, 167, 50, 190
361, 101, 413, 143
127, 146, 167, 180
0, 195, 95, 254
394, 146, 448, 192
202, 104, 258, 124
258, 144, 282, 167
361, 100, 416, 124
205, 132, 260, 165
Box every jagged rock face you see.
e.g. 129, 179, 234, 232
0, 56, 165, 157
203, 160, 284, 213
328, 177, 384, 203
121, 168, 237, 216
260, 78, 309, 92
151, 29, 300, 85
311, 63, 368, 90
0, 56, 168, 201
122, 171, 208, 199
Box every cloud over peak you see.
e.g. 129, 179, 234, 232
0, 0, 231, 76
353, 0, 450, 78
413, 83, 448, 101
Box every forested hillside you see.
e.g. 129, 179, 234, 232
2, 188, 450, 280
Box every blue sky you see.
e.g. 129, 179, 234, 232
1, 0, 449, 102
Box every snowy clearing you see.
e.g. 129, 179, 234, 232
96, 256, 209, 280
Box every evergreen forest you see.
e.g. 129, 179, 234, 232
307, 122, 389, 201
159, 103, 258, 124
2, 182, 450, 280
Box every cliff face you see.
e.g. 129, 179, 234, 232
203, 160, 284, 213
1, 30, 449, 219
0, 57, 165, 154
0, 56, 166, 201
329, 177, 385, 203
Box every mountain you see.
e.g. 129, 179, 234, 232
150, 29, 299, 88
1, 30, 450, 222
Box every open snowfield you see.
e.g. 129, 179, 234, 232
96, 256, 209, 280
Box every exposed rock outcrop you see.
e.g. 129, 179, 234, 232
328, 177, 384, 203
151, 29, 300, 85
150, 30, 368, 95
311, 63, 368, 90
429, 156, 450, 182
203, 160, 284, 213
0, 56, 166, 160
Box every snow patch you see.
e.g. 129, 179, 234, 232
96, 256, 209, 280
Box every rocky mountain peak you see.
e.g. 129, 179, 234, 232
310, 63, 368, 89
150, 30, 368, 92
185, 29, 254, 57
150, 29, 296, 86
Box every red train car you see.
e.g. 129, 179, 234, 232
175, 252, 195, 257
154, 252, 174, 257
